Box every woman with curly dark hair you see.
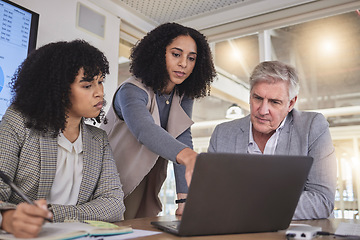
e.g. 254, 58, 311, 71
102, 22, 216, 219
0, 40, 125, 238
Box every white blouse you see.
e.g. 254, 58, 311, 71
47, 130, 83, 205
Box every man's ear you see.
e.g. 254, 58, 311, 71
288, 96, 297, 112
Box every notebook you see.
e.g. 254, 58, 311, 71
151, 152, 313, 236
0, 221, 132, 239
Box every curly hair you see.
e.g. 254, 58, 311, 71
10, 39, 109, 135
130, 22, 216, 98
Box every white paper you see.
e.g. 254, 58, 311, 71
335, 222, 360, 237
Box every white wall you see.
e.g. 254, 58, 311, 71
11, 0, 121, 112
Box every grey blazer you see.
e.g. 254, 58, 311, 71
208, 109, 337, 220
0, 106, 125, 222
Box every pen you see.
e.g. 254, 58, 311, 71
0, 170, 53, 222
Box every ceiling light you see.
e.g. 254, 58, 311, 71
226, 104, 244, 119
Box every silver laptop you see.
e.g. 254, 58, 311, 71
151, 152, 313, 236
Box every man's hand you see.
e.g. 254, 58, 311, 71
1, 199, 53, 238
176, 148, 197, 187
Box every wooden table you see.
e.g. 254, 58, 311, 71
116, 215, 360, 239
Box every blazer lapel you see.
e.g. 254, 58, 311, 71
275, 113, 293, 155
167, 94, 194, 139
149, 89, 161, 126
235, 116, 250, 153
38, 134, 57, 199
77, 123, 100, 204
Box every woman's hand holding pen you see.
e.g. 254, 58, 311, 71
176, 147, 198, 187
2, 199, 53, 238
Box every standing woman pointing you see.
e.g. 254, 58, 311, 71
102, 22, 216, 219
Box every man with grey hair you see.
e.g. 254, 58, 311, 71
208, 61, 336, 220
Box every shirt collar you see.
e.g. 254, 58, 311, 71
249, 115, 287, 145
58, 128, 83, 154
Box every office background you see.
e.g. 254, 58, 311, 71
10, 0, 360, 219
